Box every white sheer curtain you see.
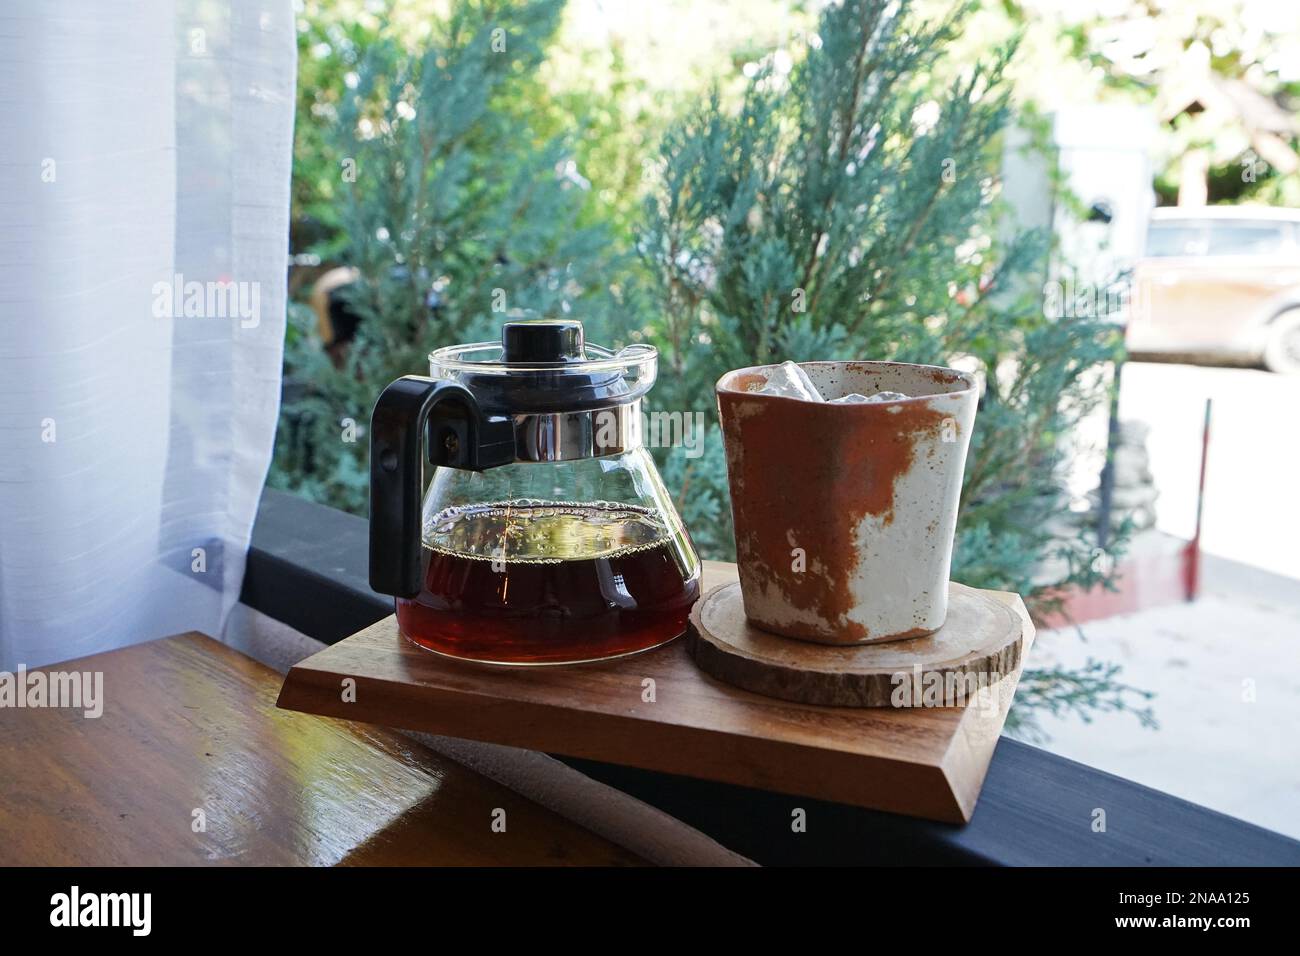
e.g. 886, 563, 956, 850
0, 0, 296, 668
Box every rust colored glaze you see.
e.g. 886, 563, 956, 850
718, 381, 948, 642
879, 624, 935, 641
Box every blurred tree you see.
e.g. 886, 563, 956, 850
637, 0, 1148, 733
291, 1, 381, 260
289, 0, 662, 265
271, 0, 633, 512
991, 0, 1300, 206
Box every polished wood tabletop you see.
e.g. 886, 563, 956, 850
0, 633, 641, 866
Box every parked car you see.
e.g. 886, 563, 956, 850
1126, 206, 1300, 373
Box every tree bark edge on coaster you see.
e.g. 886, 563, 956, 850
686, 581, 1024, 708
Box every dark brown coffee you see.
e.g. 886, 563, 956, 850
396, 501, 700, 664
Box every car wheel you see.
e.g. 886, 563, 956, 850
1264, 309, 1300, 374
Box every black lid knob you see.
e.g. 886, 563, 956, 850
501, 319, 585, 363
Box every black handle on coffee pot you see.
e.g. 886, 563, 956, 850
369, 376, 515, 598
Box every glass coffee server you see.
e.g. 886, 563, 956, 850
368, 320, 700, 664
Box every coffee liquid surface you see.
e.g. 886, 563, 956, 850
396, 500, 700, 663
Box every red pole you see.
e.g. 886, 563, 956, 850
1185, 398, 1212, 601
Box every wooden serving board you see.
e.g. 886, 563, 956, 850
277, 561, 1035, 824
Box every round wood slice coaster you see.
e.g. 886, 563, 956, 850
686, 581, 1023, 708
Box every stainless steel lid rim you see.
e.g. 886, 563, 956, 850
512, 400, 643, 462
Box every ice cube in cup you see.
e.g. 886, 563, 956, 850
752, 361, 823, 402
827, 390, 910, 404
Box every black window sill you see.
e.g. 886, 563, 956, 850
244, 487, 1300, 866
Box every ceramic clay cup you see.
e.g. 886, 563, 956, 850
716, 361, 978, 645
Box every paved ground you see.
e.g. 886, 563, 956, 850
1119, 362, 1300, 580
1026, 362, 1300, 842
1026, 567, 1300, 841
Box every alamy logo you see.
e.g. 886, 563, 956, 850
593, 409, 708, 458
0, 666, 103, 718
889, 665, 1002, 711
50, 886, 151, 936
151, 273, 261, 328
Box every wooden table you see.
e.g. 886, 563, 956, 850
0, 634, 640, 866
